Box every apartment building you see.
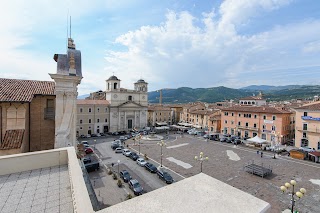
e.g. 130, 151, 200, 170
294, 101, 320, 150
77, 100, 110, 136
208, 111, 221, 133
0, 78, 55, 155
147, 105, 172, 126
221, 106, 293, 143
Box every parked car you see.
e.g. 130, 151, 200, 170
100, 133, 105, 136
112, 132, 119, 136
85, 147, 94, 154
114, 146, 123, 153
220, 137, 227, 142
128, 179, 143, 196
86, 134, 91, 138
157, 169, 174, 184
299, 146, 315, 152
226, 137, 233, 143
209, 134, 220, 141
80, 134, 85, 138
122, 149, 131, 157
83, 156, 100, 172
96, 133, 101, 137
145, 163, 157, 173
120, 170, 132, 183
129, 152, 139, 161
91, 134, 97, 137
136, 158, 147, 167
82, 141, 89, 146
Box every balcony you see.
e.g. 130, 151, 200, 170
301, 116, 320, 121
237, 125, 258, 131
296, 127, 320, 133
44, 107, 55, 120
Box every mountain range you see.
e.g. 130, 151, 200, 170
78, 84, 320, 104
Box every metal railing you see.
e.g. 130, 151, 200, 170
296, 127, 320, 133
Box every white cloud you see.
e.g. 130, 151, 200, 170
104, 0, 320, 91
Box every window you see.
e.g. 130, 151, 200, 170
261, 134, 266, 140
302, 132, 307, 138
248, 101, 251, 105
239, 114, 241, 117
80, 127, 82, 130
301, 139, 308, 147
105, 108, 108, 112
249, 114, 251, 118
263, 115, 266, 119
114, 82, 117, 89
224, 112, 228, 116
253, 132, 257, 137
240, 101, 243, 104
253, 123, 257, 128
238, 121, 241, 126
254, 114, 257, 119
128, 95, 132, 101
89, 108, 92, 113
97, 108, 100, 112
97, 119, 100, 123
231, 121, 234, 125
89, 119, 91, 124
303, 112, 308, 116
318, 142, 320, 150
263, 125, 266, 129
303, 123, 307, 131
105, 118, 108, 122
80, 108, 83, 113
160, 113, 162, 116
244, 131, 248, 137
225, 120, 228, 124
252, 101, 255, 105
245, 122, 248, 127
272, 115, 276, 121
272, 126, 276, 131
80, 119, 83, 124
97, 126, 99, 128
231, 112, 234, 116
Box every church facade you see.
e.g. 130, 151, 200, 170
76, 76, 148, 135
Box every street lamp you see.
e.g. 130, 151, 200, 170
194, 152, 208, 173
138, 135, 141, 154
280, 180, 306, 213
157, 140, 166, 167
117, 160, 120, 176
94, 139, 96, 150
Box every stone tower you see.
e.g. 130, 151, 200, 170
49, 37, 82, 148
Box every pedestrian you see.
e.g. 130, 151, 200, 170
257, 150, 259, 155
261, 152, 263, 158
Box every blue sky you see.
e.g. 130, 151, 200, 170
1, 0, 320, 95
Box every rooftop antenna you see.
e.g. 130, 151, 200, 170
66, 10, 69, 51
70, 16, 72, 38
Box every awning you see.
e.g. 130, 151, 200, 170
309, 151, 320, 157
193, 125, 202, 129
247, 136, 268, 144
156, 122, 168, 126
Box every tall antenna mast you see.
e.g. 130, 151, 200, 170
70, 16, 72, 38
66, 10, 69, 51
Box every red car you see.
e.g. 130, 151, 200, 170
85, 147, 94, 154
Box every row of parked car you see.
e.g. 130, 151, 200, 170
113, 144, 174, 195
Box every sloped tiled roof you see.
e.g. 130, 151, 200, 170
148, 105, 171, 111
294, 102, 320, 111
0, 129, 25, 150
77, 100, 110, 105
222, 106, 291, 114
0, 78, 55, 102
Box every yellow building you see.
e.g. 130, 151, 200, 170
294, 101, 320, 150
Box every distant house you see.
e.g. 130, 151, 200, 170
239, 92, 266, 106
0, 78, 55, 155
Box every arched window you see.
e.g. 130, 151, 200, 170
248, 101, 251, 104
108, 83, 110, 90
114, 82, 117, 89
244, 101, 247, 104
128, 95, 132, 101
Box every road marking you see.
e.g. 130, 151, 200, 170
129, 147, 186, 179
226, 150, 241, 161
167, 143, 189, 149
166, 157, 192, 169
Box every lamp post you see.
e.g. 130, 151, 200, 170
280, 180, 306, 213
94, 139, 96, 150
194, 152, 208, 173
117, 160, 120, 176
138, 135, 141, 154
157, 140, 166, 167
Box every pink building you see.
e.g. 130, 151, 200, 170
221, 106, 294, 143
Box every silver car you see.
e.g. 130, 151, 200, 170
122, 149, 131, 157
136, 158, 147, 166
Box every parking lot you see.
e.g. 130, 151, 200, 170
80, 133, 320, 213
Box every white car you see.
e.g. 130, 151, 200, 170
122, 149, 131, 157
115, 147, 123, 153
136, 158, 147, 167
299, 146, 314, 152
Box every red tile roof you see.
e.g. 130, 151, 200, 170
222, 106, 291, 114
0, 129, 25, 150
240, 96, 265, 100
294, 102, 320, 111
77, 99, 110, 105
0, 78, 55, 102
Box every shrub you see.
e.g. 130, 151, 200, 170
112, 173, 118, 180
126, 193, 133, 200
107, 169, 113, 175
117, 179, 122, 187
144, 154, 149, 160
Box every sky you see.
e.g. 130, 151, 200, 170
1, 0, 320, 95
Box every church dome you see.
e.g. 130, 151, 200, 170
136, 79, 146, 83
108, 75, 120, 81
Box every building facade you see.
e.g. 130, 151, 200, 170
294, 101, 320, 150
77, 76, 148, 134
239, 92, 266, 106
221, 106, 293, 144
147, 105, 173, 127
76, 100, 110, 136
0, 78, 55, 155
